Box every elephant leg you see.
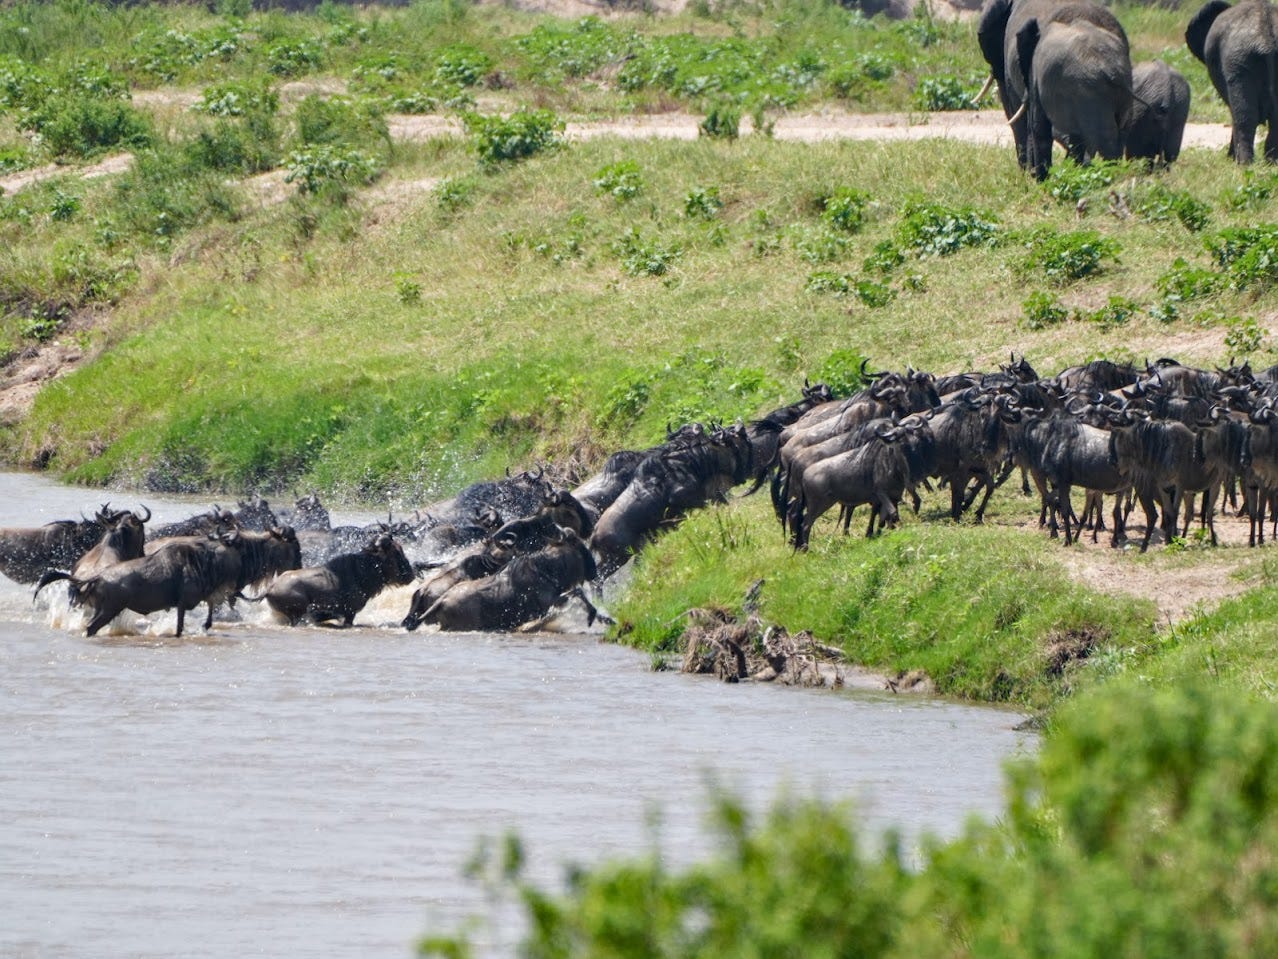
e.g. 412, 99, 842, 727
1228, 93, 1259, 163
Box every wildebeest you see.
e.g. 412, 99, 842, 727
34, 505, 150, 597
67, 537, 239, 637
0, 505, 132, 586
591, 423, 753, 578
414, 527, 598, 632
788, 423, 919, 549
400, 537, 516, 631
261, 534, 415, 626
276, 492, 331, 532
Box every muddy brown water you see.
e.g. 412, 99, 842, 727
0, 471, 1034, 958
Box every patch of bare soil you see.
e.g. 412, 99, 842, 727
1008, 504, 1264, 624
0, 152, 133, 196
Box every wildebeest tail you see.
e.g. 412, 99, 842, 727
33, 568, 70, 600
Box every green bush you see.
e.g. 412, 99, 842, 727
897, 199, 1001, 257
434, 175, 476, 213
284, 144, 382, 196
1022, 290, 1068, 329
1136, 184, 1210, 232
815, 348, 869, 398
1156, 257, 1222, 301
611, 228, 680, 277
1080, 294, 1140, 331
266, 38, 323, 78
195, 80, 279, 119
699, 102, 740, 140
1021, 229, 1120, 284
434, 44, 490, 87
913, 74, 981, 111
1205, 225, 1278, 290
463, 109, 563, 167
592, 160, 643, 202
294, 95, 388, 150
820, 186, 870, 233
31, 96, 152, 159
684, 186, 723, 219
863, 240, 905, 275
1043, 158, 1128, 205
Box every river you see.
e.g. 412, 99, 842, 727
0, 471, 1035, 958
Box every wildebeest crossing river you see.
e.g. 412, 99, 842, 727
0, 471, 1033, 958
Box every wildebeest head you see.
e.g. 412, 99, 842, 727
368, 534, 415, 587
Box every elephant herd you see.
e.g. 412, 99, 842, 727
978, 0, 1278, 175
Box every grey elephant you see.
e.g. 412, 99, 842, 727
1186, 0, 1278, 163
1015, 2, 1134, 180
977, 0, 1063, 168
1126, 61, 1191, 166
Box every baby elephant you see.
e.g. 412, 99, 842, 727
1126, 60, 1191, 166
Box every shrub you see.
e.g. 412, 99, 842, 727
1136, 184, 1210, 232
284, 144, 382, 196
592, 161, 643, 201
434, 44, 491, 87
266, 38, 323, 77
821, 187, 870, 233
913, 74, 982, 111
792, 227, 850, 264
1022, 290, 1068, 329
1081, 294, 1140, 331
435, 176, 476, 213
1223, 170, 1278, 211
1205, 225, 1278, 290
1021, 228, 1120, 284
1156, 258, 1222, 301
1224, 316, 1268, 356
294, 95, 388, 150
864, 240, 905, 275
825, 54, 895, 101
611, 228, 680, 277
897, 199, 1001, 257
1043, 158, 1128, 204
684, 186, 723, 219
32, 96, 152, 159
195, 80, 279, 118
814, 348, 869, 398
699, 102, 740, 140
463, 109, 563, 167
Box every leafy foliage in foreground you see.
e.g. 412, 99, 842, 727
420, 684, 1278, 958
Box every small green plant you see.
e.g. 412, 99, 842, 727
463, 109, 563, 167
284, 145, 382, 196
897, 199, 1001, 257
295, 95, 388, 150
592, 161, 643, 202
1021, 229, 1121, 284
821, 187, 870, 233
864, 240, 905, 276
913, 74, 982, 111
435, 176, 476, 213
20, 307, 63, 342
434, 44, 491, 87
1223, 170, 1278, 211
1136, 184, 1210, 232
31, 97, 153, 159
1022, 290, 1068, 329
805, 270, 852, 295
394, 273, 422, 304
1044, 158, 1128, 204
1224, 316, 1268, 356
685, 186, 723, 220
699, 102, 740, 140
792, 227, 850, 264
49, 190, 80, 222
611, 228, 680, 277
195, 80, 279, 119
266, 39, 323, 78
815, 348, 869, 398
1081, 294, 1140, 331
1156, 258, 1222, 301
1205, 225, 1278, 290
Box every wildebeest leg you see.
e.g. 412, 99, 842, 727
85, 606, 118, 637
175, 603, 185, 638
1137, 488, 1159, 553
1110, 496, 1126, 548
864, 506, 877, 539
970, 470, 1000, 524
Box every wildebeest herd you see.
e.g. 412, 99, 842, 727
6, 351, 1278, 638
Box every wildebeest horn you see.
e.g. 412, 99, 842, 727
136, 505, 151, 523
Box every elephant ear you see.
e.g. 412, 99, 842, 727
1186, 0, 1230, 63
977, 0, 1013, 83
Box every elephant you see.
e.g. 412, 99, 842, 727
1014, 1, 1134, 180
977, 0, 1064, 168
1126, 61, 1191, 166
1186, 0, 1278, 164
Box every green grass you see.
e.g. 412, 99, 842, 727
611, 497, 1155, 707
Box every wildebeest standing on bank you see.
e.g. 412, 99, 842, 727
415, 527, 599, 632
262, 534, 415, 626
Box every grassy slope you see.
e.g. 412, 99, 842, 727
2, 1, 1278, 706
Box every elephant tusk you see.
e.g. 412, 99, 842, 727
1007, 102, 1027, 125
973, 74, 995, 107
